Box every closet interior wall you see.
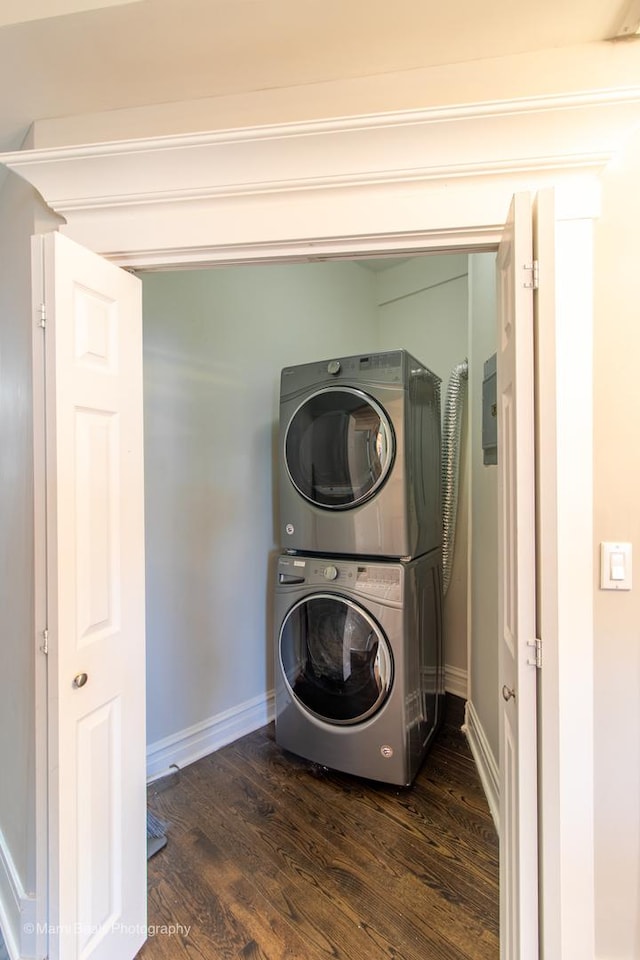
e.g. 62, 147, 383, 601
141, 252, 498, 769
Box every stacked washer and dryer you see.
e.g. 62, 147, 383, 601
274, 350, 444, 786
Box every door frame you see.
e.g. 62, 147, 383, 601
59, 205, 597, 959
534, 188, 595, 957
1, 93, 611, 957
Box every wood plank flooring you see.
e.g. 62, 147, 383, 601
137, 696, 499, 960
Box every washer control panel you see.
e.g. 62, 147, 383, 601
277, 555, 403, 601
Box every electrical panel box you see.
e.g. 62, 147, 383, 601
482, 353, 497, 465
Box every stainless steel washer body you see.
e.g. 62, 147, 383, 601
274, 550, 444, 786
279, 350, 441, 559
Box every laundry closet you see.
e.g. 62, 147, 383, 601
142, 250, 499, 793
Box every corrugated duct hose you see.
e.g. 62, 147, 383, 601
442, 359, 469, 596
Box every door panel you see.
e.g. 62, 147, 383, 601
497, 193, 538, 959
75, 409, 120, 642
76, 697, 122, 957
36, 232, 146, 960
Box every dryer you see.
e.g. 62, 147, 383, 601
274, 550, 444, 786
278, 350, 441, 559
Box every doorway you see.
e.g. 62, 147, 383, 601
139, 248, 502, 930
27, 179, 596, 960
136, 247, 502, 960
140, 251, 498, 796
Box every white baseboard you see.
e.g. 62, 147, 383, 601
146, 690, 275, 782
463, 699, 500, 831
444, 664, 468, 699
0, 826, 37, 960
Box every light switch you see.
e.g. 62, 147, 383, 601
600, 542, 632, 591
610, 552, 625, 581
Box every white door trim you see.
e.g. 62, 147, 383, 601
0, 86, 629, 261
31, 235, 51, 960
534, 190, 595, 957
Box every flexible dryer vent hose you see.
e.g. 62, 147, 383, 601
442, 359, 469, 596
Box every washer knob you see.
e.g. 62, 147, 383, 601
327, 360, 341, 375
323, 565, 338, 581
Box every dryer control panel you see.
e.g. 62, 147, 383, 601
280, 350, 410, 399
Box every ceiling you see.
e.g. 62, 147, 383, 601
0, 0, 629, 153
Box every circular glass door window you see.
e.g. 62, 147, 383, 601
279, 594, 393, 725
284, 387, 394, 509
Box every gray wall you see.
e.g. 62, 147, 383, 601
467, 253, 499, 761
0, 171, 37, 897
142, 255, 471, 748
0, 173, 59, 948
142, 261, 377, 745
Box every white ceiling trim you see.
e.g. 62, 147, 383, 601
0, 87, 637, 263
12, 86, 640, 159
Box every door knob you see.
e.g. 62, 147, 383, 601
502, 684, 516, 702
73, 673, 88, 689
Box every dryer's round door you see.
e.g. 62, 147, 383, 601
279, 594, 393, 725
284, 387, 394, 509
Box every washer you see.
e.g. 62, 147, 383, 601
274, 550, 443, 786
279, 349, 441, 559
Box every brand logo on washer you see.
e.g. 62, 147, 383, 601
285, 523, 294, 535
380, 745, 394, 759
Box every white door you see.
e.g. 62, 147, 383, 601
34, 232, 147, 960
496, 193, 538, 959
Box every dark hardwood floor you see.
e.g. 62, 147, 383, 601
137, 696, 499, 960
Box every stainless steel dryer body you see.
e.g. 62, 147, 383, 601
274, 550, 444, 786
278, 350, 441, 559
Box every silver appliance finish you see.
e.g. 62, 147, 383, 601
279, 350, 441, 559
274, 550, 444, 786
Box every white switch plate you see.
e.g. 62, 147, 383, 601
600, 542, 632, 591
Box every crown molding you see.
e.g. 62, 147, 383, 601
0, 88, 637, 262
13, 86, 640, 160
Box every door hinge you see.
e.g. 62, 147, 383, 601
38, 303, 47, 328
40, 629, 49, 655
527, 637, 542, 669
524, 261, 539, 290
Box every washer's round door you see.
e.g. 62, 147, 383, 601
279, 594, 393, 725
284, 387, 394, 509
